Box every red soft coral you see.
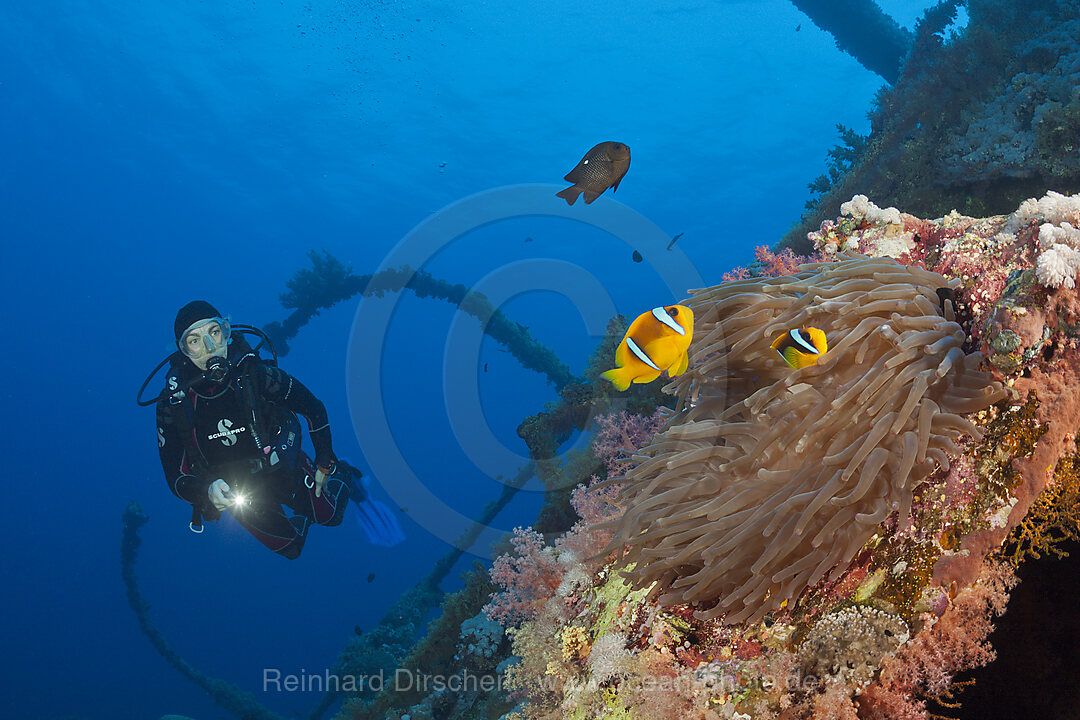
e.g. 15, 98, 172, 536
484, 527, 564, 627
810, 679, 860, 720
754, 246, 807, 278
723, 245, 827, 281
862, 559, 1016, 718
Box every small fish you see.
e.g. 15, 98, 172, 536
556, 141, 631, 205
666, 232, 684, 251
601, 305, 694, 391
524, 236, 534, 243
632, 250, 643, 263
367, 573, 376, 583
936, 287, 957, 312
770, 327, 827, 369
483, 362, 488, 372
795, 24, 801, 31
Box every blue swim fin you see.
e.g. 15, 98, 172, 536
337, 461, 406, 547
351, 497, 407, 547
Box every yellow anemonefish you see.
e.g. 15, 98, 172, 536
770, 327, 828, 369
601, 305, 694, 391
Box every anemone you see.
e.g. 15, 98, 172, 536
606, 254, 1006, 623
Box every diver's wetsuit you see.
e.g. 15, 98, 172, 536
156, 341, 348, 559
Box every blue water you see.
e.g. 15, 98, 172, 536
1, 1, 944, 718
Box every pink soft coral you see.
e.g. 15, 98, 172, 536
484, 527, 564, 627
484, 408, 667, 630
591, 409, 667, 475
550, 480, 625, 562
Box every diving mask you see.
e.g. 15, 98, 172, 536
179, 317, 231, 370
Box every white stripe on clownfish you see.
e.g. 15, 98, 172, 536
626, 336, 660, 370
790, 329, 820, 355
651, 306, 685, 335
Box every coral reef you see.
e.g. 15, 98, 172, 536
133, 192, 1080, 720
798, 606, 909, 687
462, 192, 1080, 720
787, 0, 1080, 252
341, 564, 514, 720
606, 254, 1006, 624
937, 19, 1080, 185
485, 527, 566, 627
1005, 432, 1080, 564
328, 462, 543, 718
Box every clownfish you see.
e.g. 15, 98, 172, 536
601, 305, 694, 391
770, 327, 828, 369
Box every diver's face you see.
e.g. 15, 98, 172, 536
181, 319, 227, 366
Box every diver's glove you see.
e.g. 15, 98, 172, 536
314, 462, 336, 498
208, 479, 232, 511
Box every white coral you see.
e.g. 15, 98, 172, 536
555, 551, 591, 598
587, 632, 630, 682
1038, 221, 1080, 250
1021, 193, 1080, 288
1012, 190, 1080, 231
798, 606, 909, 687
841, 194, 902, 226
1036, 243, 1080, 289
867, 230, 915, 259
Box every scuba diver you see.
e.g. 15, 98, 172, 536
140, 300, 404, 558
